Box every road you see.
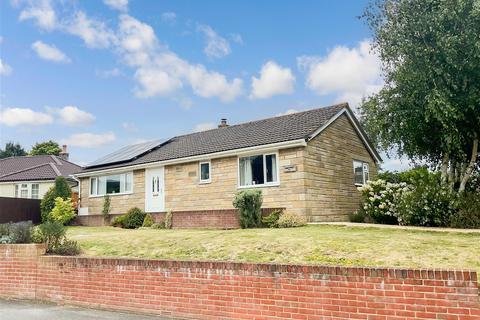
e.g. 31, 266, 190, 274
0, 299, 169, 320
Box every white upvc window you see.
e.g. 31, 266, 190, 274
238, 152, 279, 188
199, 161, 211, 184
353, 160, 370, 186
89, 172, 133, 196
15, 183, 39, 199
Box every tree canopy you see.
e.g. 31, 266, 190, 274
30, 140, 62, 156
361, 0, 480, 191
0, 142, 27, 159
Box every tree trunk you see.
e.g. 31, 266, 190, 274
440, 153, 449, 184
448, 159, 456, 190
459, 137, 479, 192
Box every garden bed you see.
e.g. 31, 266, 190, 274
67, 224, 480, 273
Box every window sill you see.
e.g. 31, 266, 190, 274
354, 183, 364, 187
89, 192, 133, 198
238, 182, 280, 189
199, 180, 211, 184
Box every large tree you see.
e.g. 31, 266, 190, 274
30, 140, 62, 156
0, 142, 27, 159
361, 0, 480, 191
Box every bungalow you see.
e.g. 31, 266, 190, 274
0, 146, 81, 199
74, 103, 381, 227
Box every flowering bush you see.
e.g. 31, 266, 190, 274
357, 179, 408, 224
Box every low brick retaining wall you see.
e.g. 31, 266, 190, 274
1, 244, 479, 319
74, 208, 281, 228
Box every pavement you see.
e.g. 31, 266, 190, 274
0, 299, 169, 320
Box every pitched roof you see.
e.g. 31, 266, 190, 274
0, 155, 81, 182
81, 103, 379, 174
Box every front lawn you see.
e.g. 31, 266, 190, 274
67, 225, 480, 272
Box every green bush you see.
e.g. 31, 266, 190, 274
102, 195, 111, 218
48, 239, 80, 256
449, 192, 480, 229
142, 213, 154, 228
50, 197, 76, 225
164, 211, 173, 229
38, 221, 66, 250
151, 222, 165, 229
40, 176, 72, 222
122, 207, 146, 229
348, 211, 366, 223
233, 189, 263, 228
111, 215, 125, 227
262, 209, 282, 228
277, 211, 307, 228
0, 221, 33, 244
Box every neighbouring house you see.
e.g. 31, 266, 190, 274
74, 103, 381, 227
0, 146, 82, 200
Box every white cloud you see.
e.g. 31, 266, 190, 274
161, 12, 177, 24
61, 132, 115, 148
103, 0, 128, 12
229, 33, 243, 45
197, 24, 231, 59
277, 109, 299, 116
297, 40, 382, 108
32, 41, 71, 63
66, 11, 116, 49
18, 0, 56, 31
193, 122, 216, 132
0, 107, 53, 126
96, 67, 122, 78
121, 122, 137, 132
250, 61, 295, 99
0, 59, 12, 76
47, 106, 95, 126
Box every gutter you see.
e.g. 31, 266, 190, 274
73, 138, 308, 178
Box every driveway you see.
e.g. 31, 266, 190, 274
0, 299, 169, 320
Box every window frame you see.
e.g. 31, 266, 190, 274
199, 161, 211, 184
353, 160, 370, 186
31, 183, 39, 199
15, 183, 38, 199
89, 172, 134, 197
237, 151, 280, 189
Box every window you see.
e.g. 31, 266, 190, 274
353, 160, 369, 185
239, 153, 278, 187
199, 161, 211, 183
31, 184, 39, 199
90, 172, 133, 196
20, 184, 29, 198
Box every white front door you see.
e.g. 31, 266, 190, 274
145, 167, 165, 212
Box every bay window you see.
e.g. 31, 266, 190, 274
239, 153, 278, 187
90, 172, 133, 196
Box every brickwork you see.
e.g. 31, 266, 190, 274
1, 244, 479, 319
305, 114, 378, 222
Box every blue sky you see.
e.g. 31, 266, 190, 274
0, 0, 408, 169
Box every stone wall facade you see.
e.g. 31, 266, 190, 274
1, 244, 479, 319
78, 114, 378, 224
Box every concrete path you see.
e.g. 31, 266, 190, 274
314, 221, 480, 233
0, 299, 169, 320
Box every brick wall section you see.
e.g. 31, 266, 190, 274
305, 114, 378, 222
1, 244, 479, 319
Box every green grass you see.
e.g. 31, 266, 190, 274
67, 225, 480, 272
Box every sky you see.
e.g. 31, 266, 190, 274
0, 0, 411, 170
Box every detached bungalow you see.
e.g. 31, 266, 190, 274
74, 103, 381, 227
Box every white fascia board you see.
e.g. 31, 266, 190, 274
73, 138, 308, 178
307, 108, 382, 163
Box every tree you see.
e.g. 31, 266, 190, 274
40, 176, 72, 222
361, 0, 480, 192
30, 140, 62, 156
0, 142, 27, 159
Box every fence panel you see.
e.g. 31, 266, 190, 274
0, 197, 41, 224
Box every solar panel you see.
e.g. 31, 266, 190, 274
86, 139, 165, 168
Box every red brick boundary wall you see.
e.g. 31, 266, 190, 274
74, 208, 282, 228
1, 244, 479, 319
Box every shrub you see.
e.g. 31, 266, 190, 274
39, 221, 66, 250
102, 195, 111, 219
164, 211, 173, 229
48, 239, 80, 256
49, 197, 76, 225
40, 176, 72, 222
449, 192, 480, 228
122, 207, 146, 229
395, 172, 458, 227
277, 211, 307, 228
111, 215, 125, 227
142, 213, 154, 228
348, 210, 366, 223
151, 222, 165, 229
233, 189, 263, 228
357, 179, 407, 224
262, 209, 282, 228
0, 221, 33, 244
